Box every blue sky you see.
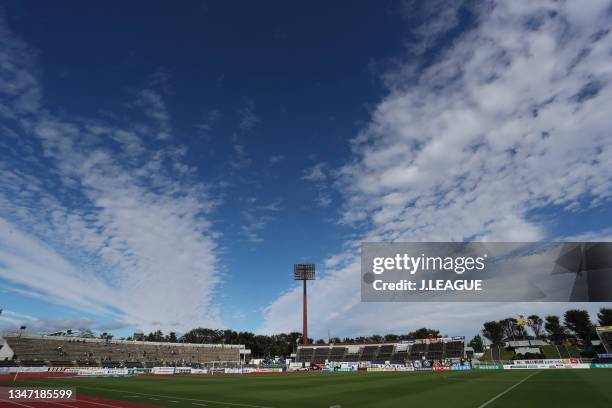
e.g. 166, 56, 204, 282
1, 0, 612, 340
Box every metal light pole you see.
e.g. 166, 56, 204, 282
294, 264, 315, 345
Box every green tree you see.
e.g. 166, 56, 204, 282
545, 315, 566, 344
384, 334, 399, 342
482, 321, 504, 345
499, 318, 527, 340
528, 315, 543, 339
145, 330, 164, 342
408, 328, 440, 339
468, 334, 484, 352
77, 328, 95, 338
597, 308, 612, 326
181, 328, 222, 344
564, 309, 593, 345
100, 332, 113, 341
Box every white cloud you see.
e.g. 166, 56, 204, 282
261, 0, 612, 338
195, 109, 221, 133
302, 163, 335, 208
133, 89, 172, 139
315, 194, 332, 208
240, 198, 281, 243
0, 310, 131, 334
237, 98, 260, 132
399, 0, 466, 57
302, 163, 327, 181
0, 17, 41, 118
230, 135, 252, 169
269, 154, 286, 165
0, 16, 222, 333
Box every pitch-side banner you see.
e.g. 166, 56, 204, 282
361, 242, 612, 302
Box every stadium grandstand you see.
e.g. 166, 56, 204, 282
295, 337, 465, 365
481, 339, 582, 362
596, 326, 612, 354
0, 333, 248, 368
595, 326, 612, 364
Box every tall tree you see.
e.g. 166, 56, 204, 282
564, 309, 593, 345
469, 334, 484, 352
597, 308, 612, 326
528, 315, 543, 339
409, 328, 440, 339
384, 334, 399, 342
499, 318, 521, 340
77, 328, 95, 338
181, 328, 222, 344
545, 315, 566, 344
482, 321, 504, 345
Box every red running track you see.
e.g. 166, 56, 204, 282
0, 374, 77, 382
0, 394, 162, 408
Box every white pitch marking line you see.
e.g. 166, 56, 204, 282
28, 380, 274, 408
49, 399, 127, 408
80, 387, 271, 408
192, 404, 208, 407
477, 370, 541, 408
0, 398, 38, 408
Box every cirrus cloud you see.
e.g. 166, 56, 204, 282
0, 14, 222, 333
261, 0, 612, 338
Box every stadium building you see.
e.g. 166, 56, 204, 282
0, 333, 249, 368
295, 337, 466, 367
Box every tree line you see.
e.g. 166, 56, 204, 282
76, 308, 611, 358
469, 307, 612, 352
119, 327, 441, 358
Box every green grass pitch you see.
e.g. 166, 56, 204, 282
10, 370, 612, 408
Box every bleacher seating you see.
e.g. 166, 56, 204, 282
296, 347, 314, 363
296, 338, 466, 366
312, 347, 330, 363
343, 352, 360, 362
359, 346, 379, 362
409, 343, 427, 360
1, 333, 243, 367
328, 347, 347, 362
373, 345, 394, 364
445, 341, 464, 358
390, 350, 407, 364
596, 328, 612, 353
426, 342, 444, 360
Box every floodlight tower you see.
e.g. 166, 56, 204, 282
294, 264, 316, 345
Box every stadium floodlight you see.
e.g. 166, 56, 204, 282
294, 263, 316, 280
294, 264, 316, 345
